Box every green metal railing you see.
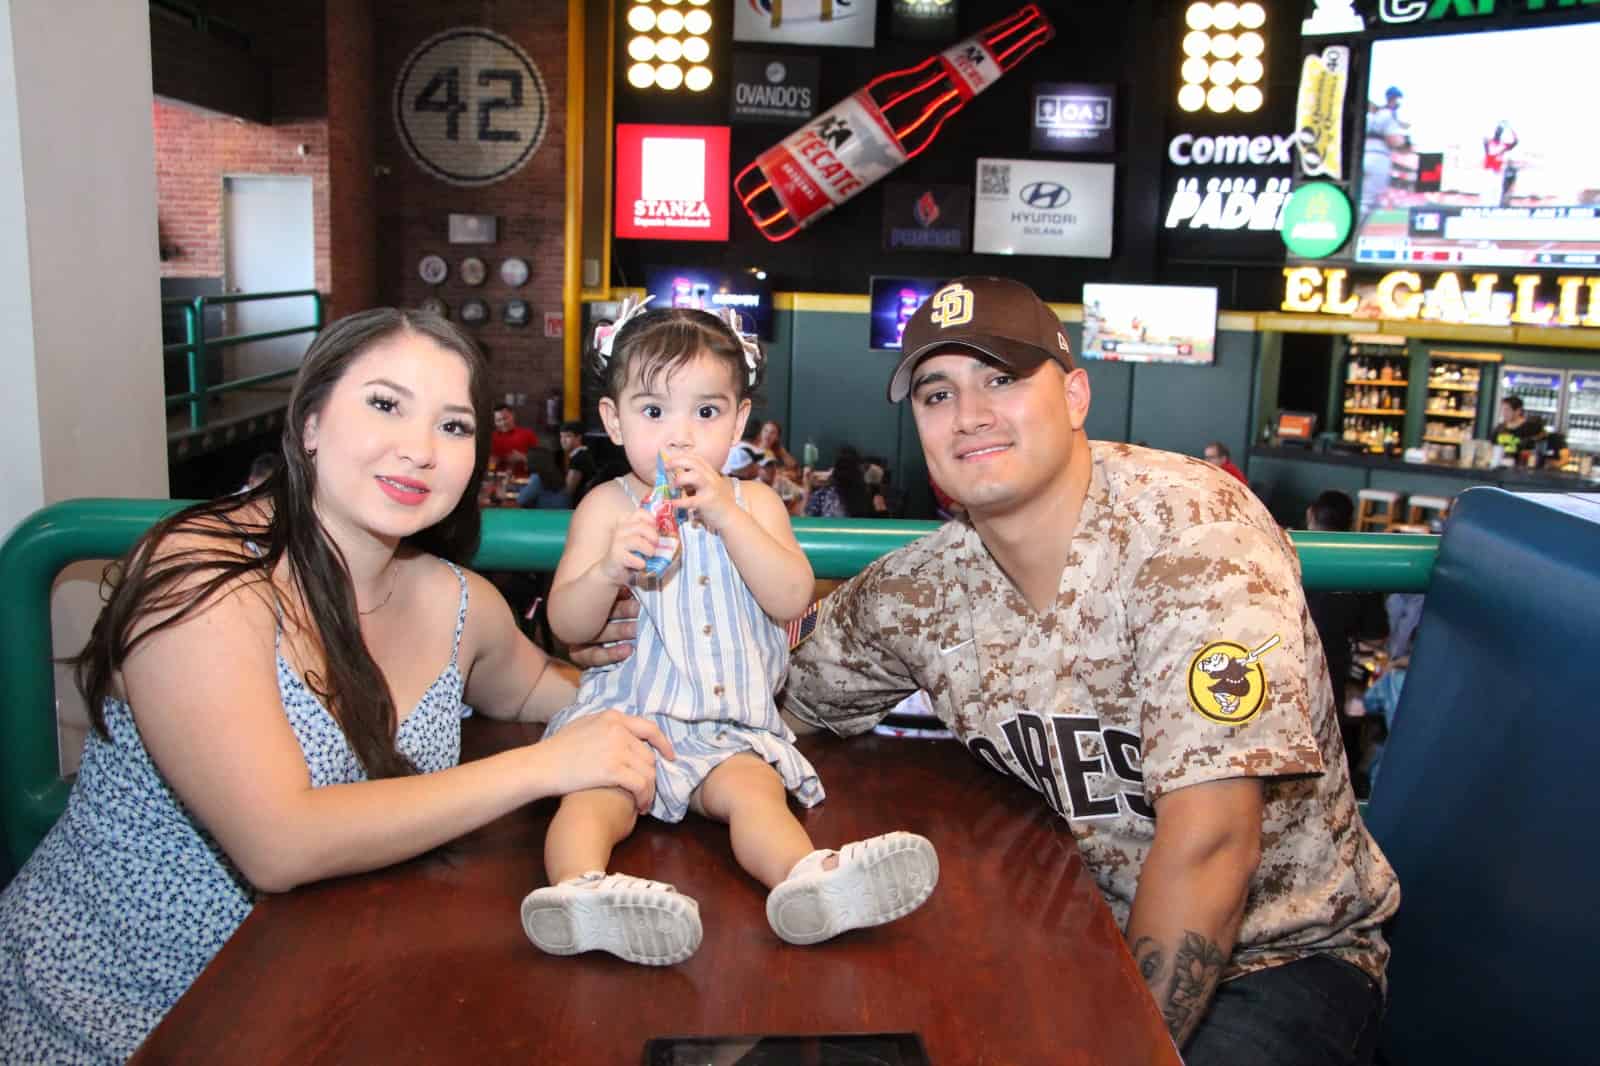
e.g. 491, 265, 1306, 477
164, 290, 323, 430
0, 500, 1440, 872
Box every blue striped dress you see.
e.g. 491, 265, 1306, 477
0, 562, 469, 1063
546, 478, 824, 822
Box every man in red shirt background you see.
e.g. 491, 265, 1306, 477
1203, 441, 1248, 486
491, 404, 539, 472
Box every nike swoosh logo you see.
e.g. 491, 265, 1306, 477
939, 637, 974, 656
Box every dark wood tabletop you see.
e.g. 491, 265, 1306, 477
132, 719, 1179, 1065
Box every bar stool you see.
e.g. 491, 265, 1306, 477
1406, 494, 1453, 528
1355, 489, 1404, 532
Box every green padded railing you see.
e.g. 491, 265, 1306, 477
0, 499, 1439, 871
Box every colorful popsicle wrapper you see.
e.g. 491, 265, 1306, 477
639, 453, 683, 577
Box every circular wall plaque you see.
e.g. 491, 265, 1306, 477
460, 256, 487, 286
392, 28, 550, 188
460, 297, 489, 325
500, 257, 530, 287
419, 296, 450, 318
418, 255, 448, 285
504, 299, 530, 327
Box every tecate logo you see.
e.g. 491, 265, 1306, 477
1020, 181, 1071, 209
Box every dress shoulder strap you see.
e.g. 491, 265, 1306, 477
440, 559, 469, 668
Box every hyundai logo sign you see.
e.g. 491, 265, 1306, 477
1020, 181, 1071, 209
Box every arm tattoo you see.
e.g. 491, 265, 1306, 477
1160, 931, 1227, 1045
1131, 936, 1165, 983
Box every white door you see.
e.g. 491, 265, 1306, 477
222, 175, 315, 387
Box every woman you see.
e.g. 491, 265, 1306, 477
0, 309, 670, 1062
755, 419, 800, 476
803, 446, 883, 519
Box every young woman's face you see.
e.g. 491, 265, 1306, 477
302, 331, 479, 545
599, 351, 751, 484
758, 421, 781, 448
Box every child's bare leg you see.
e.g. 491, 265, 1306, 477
524, 787, 702, 966
691, 753, 815, 888
544, 787, 638, 884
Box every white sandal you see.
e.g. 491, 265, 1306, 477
521, 871, 703, 966
766, 831, 939, 946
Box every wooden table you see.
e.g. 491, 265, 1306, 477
133, 721, 1179, 1065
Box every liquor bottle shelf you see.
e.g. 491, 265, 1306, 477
1346, 408, 1407, 416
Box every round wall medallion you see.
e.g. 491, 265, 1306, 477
420, 296, 450, 318
418, 254, 448, 284
460, 297, 490, 325
500, 256, 530, 287
460, 256, 487, 286
504, 299, 530, 326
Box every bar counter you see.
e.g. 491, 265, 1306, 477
131, 718, 1180, 1065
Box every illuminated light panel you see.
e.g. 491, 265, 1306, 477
627, 5, 656, 32
1238, 2, 1265, 29
628, 35, 655, 62
1237, 31, 1263, 58
628, 61, 656, 88
1235, 84, 1262, 113
1207, 84, 1234, 112
683, 36, 709, 63
1211, 32, 1237, 59
686, 66, 712, 92
688, 0, 709, 5
1182, 56, 1210, 84
1182, 31, 1211, 58
655, 62, 684, 90
661, 0, 681, 4
1211, 1, 1239, 31
656, 36, 683, 62
1209, 59, 1236, 86
1185, 3, 1213, 31
1236, 56, 1263, 84
657, 8, 685, 34
684, 9, 712, 35
1178, 83, 1206, 112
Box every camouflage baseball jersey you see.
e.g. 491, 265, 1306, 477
784, 442, 1400, 986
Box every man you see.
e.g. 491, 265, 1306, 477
518, 420, 596, 509
1492, 395, 1548, 455
491, 404, 540, 470
1202, 441, 1248, 486
1360, 86, 1408, 224
577, 277, 1399, 1064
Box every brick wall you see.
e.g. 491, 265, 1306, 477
153, 98, 332, 295
327, 0, 378, 320
376, 4, 568, 428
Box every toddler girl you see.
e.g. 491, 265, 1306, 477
521, 299, 938, 965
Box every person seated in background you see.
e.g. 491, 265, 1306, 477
491, 404, 540, 473
722, 426, 763, 479
1492, 395, 1567, 464
862, 457, 894, 516
754, 419, 801, 476
236, 452, 280, 495
758, 456, 806, 515
518, 420, 598, 510
1202, 441, 1248, 485
930, 477, 963, 521
1303, 491, 1389, 795
803, 446, 884, 518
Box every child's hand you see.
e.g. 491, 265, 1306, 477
597, 508, 659, 586
667, 452, 737, 532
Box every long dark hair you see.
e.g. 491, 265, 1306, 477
829, 446, 877, 519
73, 309, 492, 779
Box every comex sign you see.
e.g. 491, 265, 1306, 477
1164, 132, 1294, 232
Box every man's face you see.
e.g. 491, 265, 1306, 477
1203, 446, 1224, 466
559, 430, 580, 453
1500, 401, 1518, 425
493, 409, 514, 433
907, 349, 1089, 518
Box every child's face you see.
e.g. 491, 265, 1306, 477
599, 351, 751, 484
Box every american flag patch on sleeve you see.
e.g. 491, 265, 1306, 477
785, 600, 821, 651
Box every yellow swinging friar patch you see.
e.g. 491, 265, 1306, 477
1186, 634, 1281, 726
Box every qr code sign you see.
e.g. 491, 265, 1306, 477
980, 163, 1010, 196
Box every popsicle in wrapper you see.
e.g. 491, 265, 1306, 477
639, 453, 684, 578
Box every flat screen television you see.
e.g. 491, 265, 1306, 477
1080, 283, 1217, 365
868, 276, 946, 351
1353, 22, 1600, 269
642, 266, 774, 339
1276, 411, 1318, 443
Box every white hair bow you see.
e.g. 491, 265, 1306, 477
712, 306, 763, 387
592, 293, 655, 366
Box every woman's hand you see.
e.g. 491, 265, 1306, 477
535, 710, 674, 813
668, 451, 738, 532
567, 591, 640, 669
597, 508, 658, 587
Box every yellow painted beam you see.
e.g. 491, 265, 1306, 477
562, 0, 586, 422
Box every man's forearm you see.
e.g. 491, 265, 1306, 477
1125, 834, 1256, 1046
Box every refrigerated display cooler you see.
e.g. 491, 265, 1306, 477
1496, 367, 1566, 433
1565, 373, 1600, 456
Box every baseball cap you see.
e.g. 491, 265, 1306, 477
887, 276, 1073, 403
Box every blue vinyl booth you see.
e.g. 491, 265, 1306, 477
1365, 488, 1600, 1065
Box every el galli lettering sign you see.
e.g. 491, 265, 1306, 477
1283, 266, 1600, 326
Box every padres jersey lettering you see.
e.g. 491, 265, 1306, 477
786, 442, 1400, 988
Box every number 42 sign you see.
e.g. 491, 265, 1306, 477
393, 28, 549, 187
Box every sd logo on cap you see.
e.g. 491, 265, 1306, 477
888, 276, 1073, 402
